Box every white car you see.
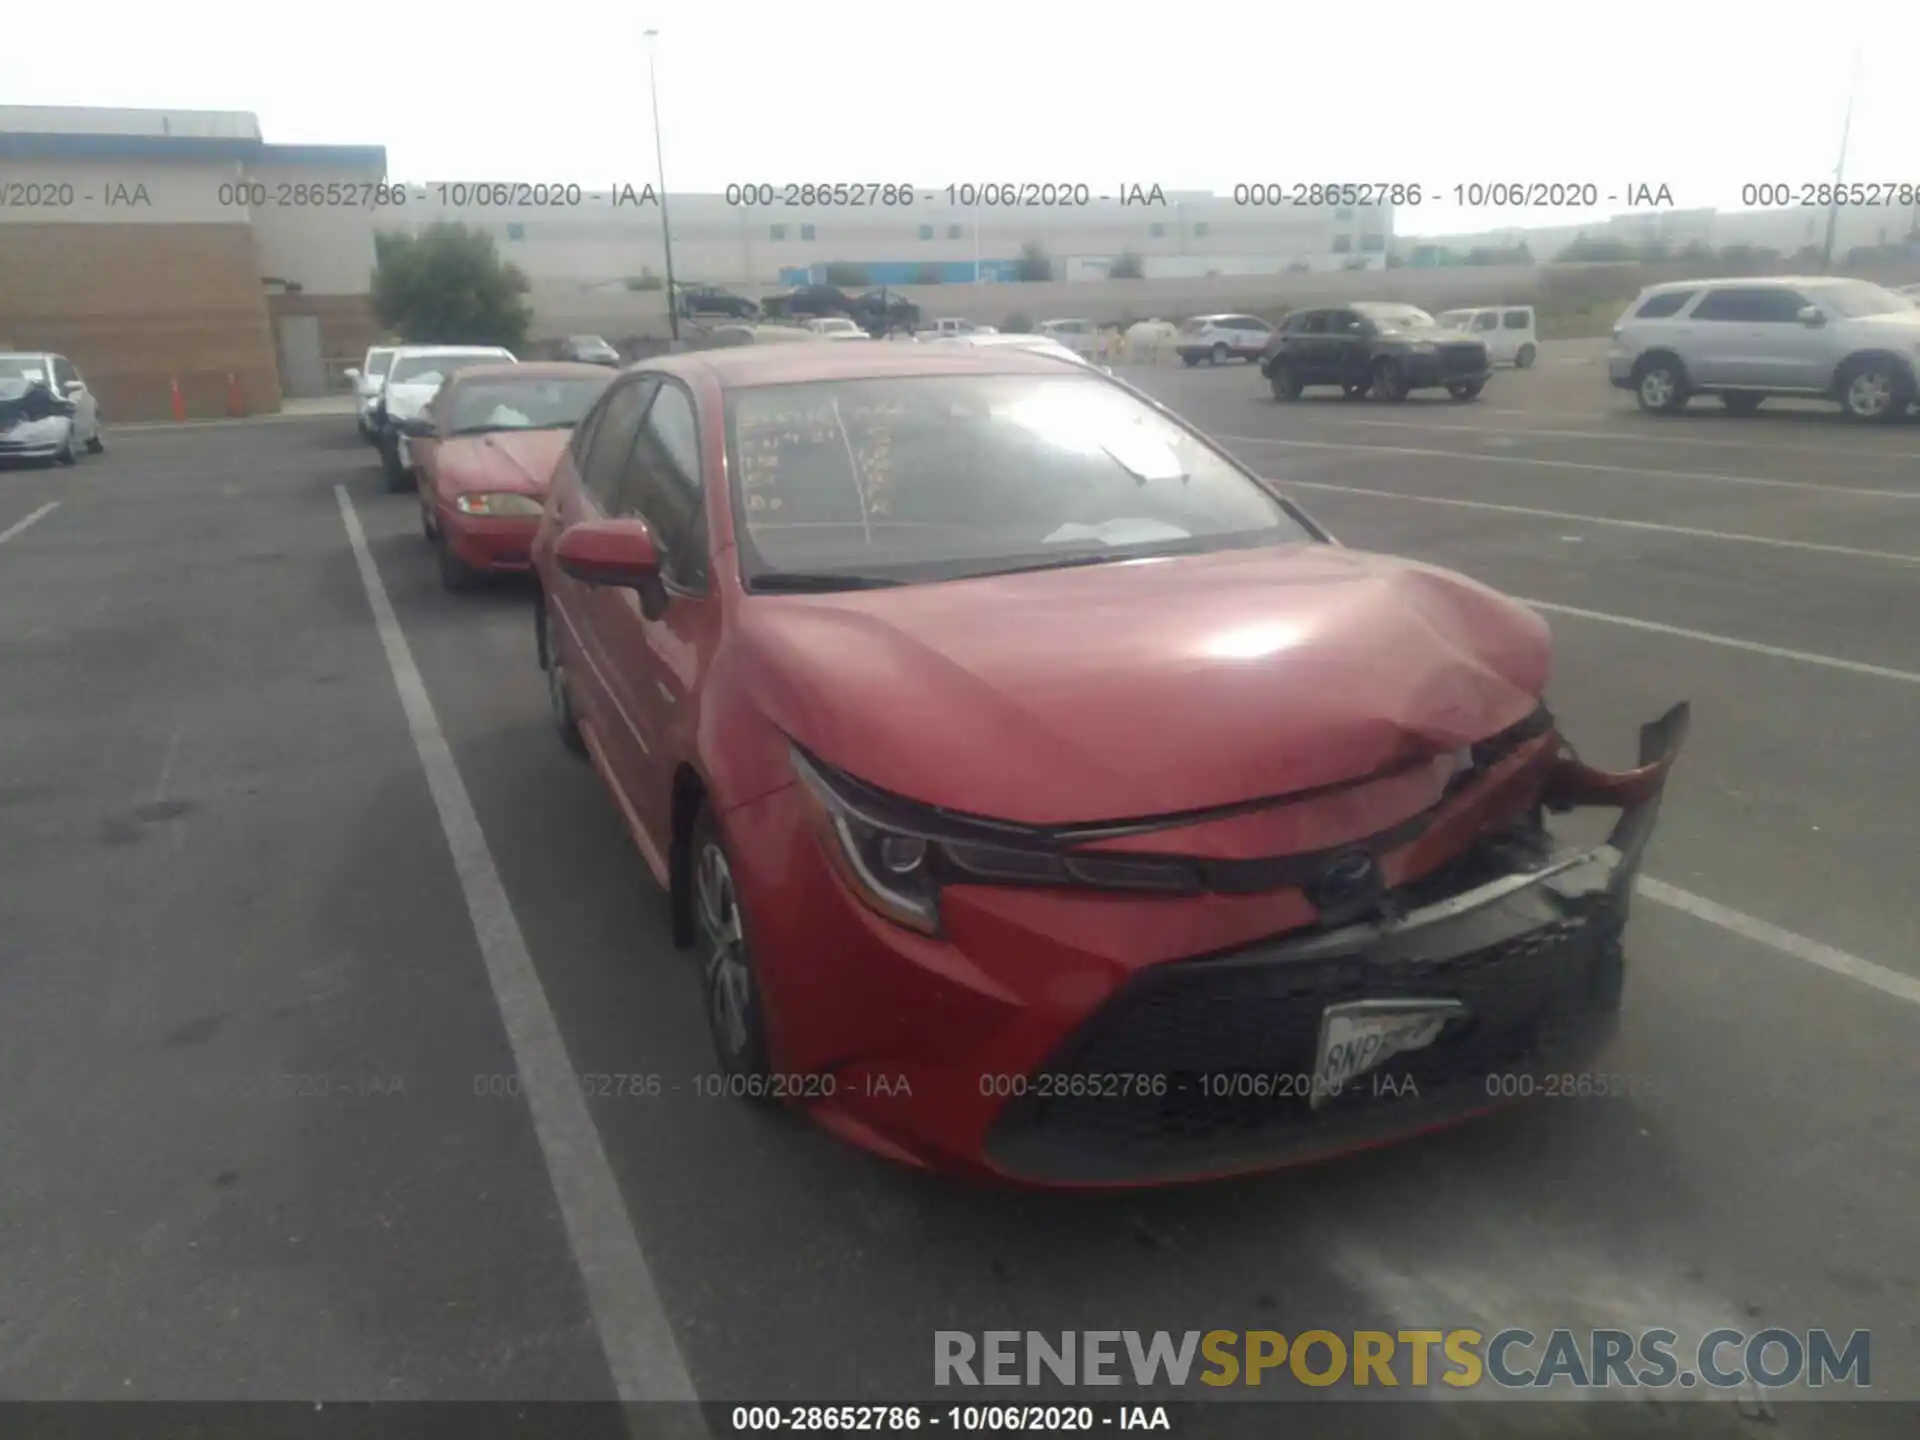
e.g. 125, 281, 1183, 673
802, 317, 872, 341
1435, 306, 1539, 368
1173, 314, 1274, 366
346, 345, 397, 442
1033, 319, 1101, 359
1608, 275, 1920, 422
0, 351, 104, 464
928, 332, 1111, 372
374, 344, 517, 488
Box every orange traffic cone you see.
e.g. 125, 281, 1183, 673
170, 375, 186, 422
226, 373, 244, 417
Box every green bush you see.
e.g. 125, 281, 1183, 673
372, 223, 531, 348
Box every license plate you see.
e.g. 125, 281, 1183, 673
1311, 999, 1465, 1109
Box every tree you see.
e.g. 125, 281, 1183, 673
1110, 250, 1145, 279
1015, 240, 1053, 282
372, 223, 531, 348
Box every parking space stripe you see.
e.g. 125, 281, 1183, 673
0, 501, 60, 547
1637, 878, 1920, 1006
333, 487, 700, 1411
1272, 478, 1920, 565
1257, 414, 1920, 463
1228, 433, 1920, 502
1516, 597, 1920, 685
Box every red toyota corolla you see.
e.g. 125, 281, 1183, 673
397, 362, 616, 590
530, 345, 1688, 1187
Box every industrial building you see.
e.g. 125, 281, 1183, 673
0, 106, 386, 420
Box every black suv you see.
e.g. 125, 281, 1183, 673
1260, 303, 1492, 402
676, 284, 759, 320
762, 284, 855, 320
851, 288, 921, 334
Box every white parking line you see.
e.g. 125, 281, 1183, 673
333, 487, 698, 1409
1226, 433, 1920, 502
1273, 478, 1920, 566
1637, 878, 1920, 1006
0, 501, 60, 547
1519, 597, 1920, 685
1259, 414, 1920, 463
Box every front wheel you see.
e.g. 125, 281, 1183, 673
1633, 358, 1689, 415
1270, 366, 1303, 401
1372, 358, 1409, 403
541, 601, 587, 758
1447, 380, 1485, 401
1514, 343, 1537, 369
691, 807, 774, 1092
1838, 359, 1911, 423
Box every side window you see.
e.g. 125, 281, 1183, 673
579, 377, 658, 509
52, 357, 79, 388
1473, 312, 1499, 332
1503, 310, 1531, 330
1755, 289, 1809, 322
1327, 311, 1363, 335
1299, 313, 1330, 335
612, 382, 707, 589
1634, 290, 1695, 319
1684, 288, 1770, 322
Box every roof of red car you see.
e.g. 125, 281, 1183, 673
640, 342, 1092, 389
443, 361, 616, 385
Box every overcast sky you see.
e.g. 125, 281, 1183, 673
6, 2, 1918, 237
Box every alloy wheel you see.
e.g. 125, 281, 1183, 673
696, 842, 754, 1061
1845, 368, 1894, 419
1639, 368, 1676, 411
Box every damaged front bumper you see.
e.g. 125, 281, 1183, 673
985, 702, 1691, 1186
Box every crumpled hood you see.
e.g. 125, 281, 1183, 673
437, 429, 571, 496
740, 544, 1552, 825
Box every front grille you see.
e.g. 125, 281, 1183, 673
1440, 342, 1488, 373
985, 882, 1627, 1181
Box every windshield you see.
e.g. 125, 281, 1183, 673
444, 375, 613, 434
1816, 281, 1912, 319
0, 355, 51, 395
1356, 305, 1439, 330
725, 374, 1318, 588
390, 351, 508, 386
365, 350, 395, 378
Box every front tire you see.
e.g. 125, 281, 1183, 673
1372, 358, 1409, 403
1514, 343, 1537, 369
691, 807, 773, 1092
1632, 356, 1689, 415
541, 601, 587, 758
1270, 366, 1303, 401
1838, 358, 1911, 424
1448, 380, 1485, 401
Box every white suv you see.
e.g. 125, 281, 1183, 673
1608, 276, 1920, 422
1175, 314, 1274, 366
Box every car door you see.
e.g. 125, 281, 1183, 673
1233, 316, 1273, 359
551, 373, 660, 793
1683, 287, 1771, 386
1325, 309, 1371, 383
50, 356, 98, 441
1747, 287, 1829, 390
590, 378, 715, 848
1281, 311, 1329, 380
1469, 309, 1505, 362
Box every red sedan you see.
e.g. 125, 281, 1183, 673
399, 363, 616, 590
530, 345, 1689, 1187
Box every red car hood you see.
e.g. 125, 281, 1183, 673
437, 430, 571, 497
740, 544, 1552, 826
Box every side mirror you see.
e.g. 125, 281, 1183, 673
1797, 305, 1826, 327
344, 367, 361, 382
556, 518, 663, 593
60, 379, 85, 396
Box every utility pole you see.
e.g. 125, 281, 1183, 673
644, 28, 680, 343
1822, 49, 1861, 270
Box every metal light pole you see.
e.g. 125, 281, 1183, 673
1821, 49, 1861, 269
644, 28, 680, 342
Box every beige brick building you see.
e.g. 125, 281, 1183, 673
0, 107, 387, 421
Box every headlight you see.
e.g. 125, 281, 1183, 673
790, 746, 1199, 935
455, 493, 544, 516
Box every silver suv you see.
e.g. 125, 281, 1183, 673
1608, 276, 1920, 422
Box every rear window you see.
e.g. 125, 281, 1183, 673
1178, 318, 1209, 335
1634, 290, 1694, 319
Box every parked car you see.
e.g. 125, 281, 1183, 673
1608, 276, 1920, 422
391, 362, 615, 590
346, 345, 398, 441
920, 317, 982, 339
0, 351, 104, 464
802, 317, 871, 341
851, 289, 921, 335
1261, 304, 1492, 402
557, 335, 622, 366
1175, 314, 1275, 366
528, 342, 1688, 1186
703, 324, 822, 349
1435, 306, 1539, 368
1034, 319, 1101, 359
764, 285, 855, 320
373, 344, 518, 489
676, 284, 760, 320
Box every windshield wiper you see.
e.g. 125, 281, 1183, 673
972, 549, 1177, 580
751, 572, 906, 592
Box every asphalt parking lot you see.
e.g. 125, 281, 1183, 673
2, 344, 1917, 1436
